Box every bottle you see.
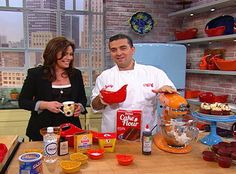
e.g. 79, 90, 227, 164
43, 127, 58, 163
142, 124, 152, 155
58, 136, 69, 156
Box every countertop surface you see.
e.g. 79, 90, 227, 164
5, 136, 236, 174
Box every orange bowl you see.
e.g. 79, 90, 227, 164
87, 149, 105, 160
116, 154, 134, 166
214, 59, 236, 71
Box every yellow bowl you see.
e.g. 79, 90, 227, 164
70, 152, 88, 165
60, 160, 81, 173
40, 127, 61, 136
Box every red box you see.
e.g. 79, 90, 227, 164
116, 110, 142, 141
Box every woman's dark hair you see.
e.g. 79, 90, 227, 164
109, 33, 133, 48
42, 36, 75, 81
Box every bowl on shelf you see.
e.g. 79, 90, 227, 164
175, 28, 198, 40
199, 92, 215, 103
214, 59, 236, 71
205, 26, 225, 37
160, 118, 199, 148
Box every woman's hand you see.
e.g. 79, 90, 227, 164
73, 104, 81, 117
39, 101, 63, 113
152, 85, 177, 94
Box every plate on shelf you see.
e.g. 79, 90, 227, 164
196, 111, 236, 118
193, 111, 236, 121
129, 12, 154, 35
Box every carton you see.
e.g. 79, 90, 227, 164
116, 109, 142, 141
98, 133, 117, 152
74, 132, 92, 153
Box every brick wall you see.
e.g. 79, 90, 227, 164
183, 0, 236, 102
104, 0, 178, 67
104, 0, 236, 103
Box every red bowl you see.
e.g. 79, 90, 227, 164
199, 92, 215, 103
100, 84, 128, 104
87, 149, 104, 160
214, 59, 236, 71
202, 151, 216, 162
214, 95, 228, 103
175, 28, 198, 40
218, 156, 232, 168
205, 26, 225, 37
116, 154, 134, 166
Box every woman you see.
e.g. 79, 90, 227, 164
19, 36, 87, 141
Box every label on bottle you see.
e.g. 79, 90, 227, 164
59, 141, 69, 156
45, 142, 57, 156
143, 136, 152, 152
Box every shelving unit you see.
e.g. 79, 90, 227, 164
168, 0, 236, 17
186, 69, 236, 76
170, 34, 236, 44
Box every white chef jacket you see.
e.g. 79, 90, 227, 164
91, 62, 175, 133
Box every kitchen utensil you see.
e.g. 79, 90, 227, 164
60, 123, 85, 147
100, 84, 128, 104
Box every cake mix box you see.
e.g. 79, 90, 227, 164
116, 109, 142, 141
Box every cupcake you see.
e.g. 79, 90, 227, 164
200, 102, 211, 114
222, 104, 231, 115
210, 102, 223, 115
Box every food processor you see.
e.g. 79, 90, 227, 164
154, 93, 199, 153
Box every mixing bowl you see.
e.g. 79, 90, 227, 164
160, 118, 199, 148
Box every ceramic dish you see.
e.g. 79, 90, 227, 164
116, 154, 134, 166
87, 149, 105, 160
60, 160, 81, 173
100, 84, 127, 104
129, 12, 154, 35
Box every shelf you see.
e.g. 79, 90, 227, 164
168, 0, 236, 17
169, 34, 236, 44
186, 69, 236, 76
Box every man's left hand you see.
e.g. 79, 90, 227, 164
152, 85, 177, 94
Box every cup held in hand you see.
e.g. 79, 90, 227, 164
61, 101, 75, 117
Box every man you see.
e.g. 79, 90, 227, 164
91, 33, 176, 133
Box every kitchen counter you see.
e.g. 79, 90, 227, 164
5, 137, 236, 174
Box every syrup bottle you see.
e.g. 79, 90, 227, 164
142, 124, 152, 155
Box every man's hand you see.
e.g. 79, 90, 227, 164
152, 85, 177, 94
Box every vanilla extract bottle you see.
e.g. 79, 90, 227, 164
142, 124, 152, 155
58, 136, 69, 156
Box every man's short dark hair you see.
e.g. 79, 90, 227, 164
109, 33, 133, 48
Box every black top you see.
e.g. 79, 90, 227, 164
18, 66, 87, 141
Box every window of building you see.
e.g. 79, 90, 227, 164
0, 0, 104, 104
